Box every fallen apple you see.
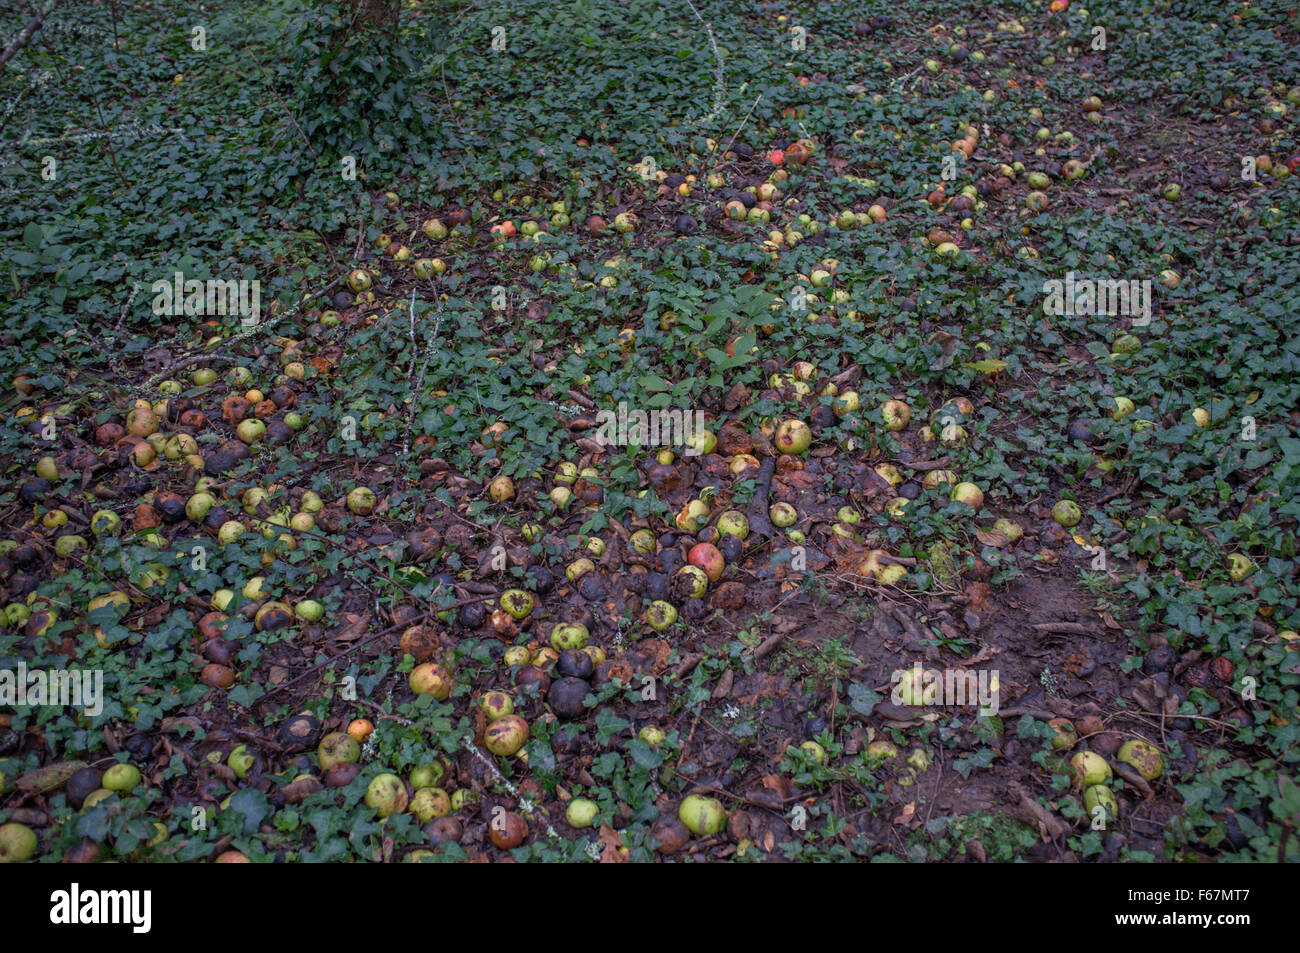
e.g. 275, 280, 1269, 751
1049, 718, 1077, 750
991, 518, 1023, 543
688, 543, 725, 583
484, 714, 529, 756
686, 428, 717, 456
769, 502, 798, 528
674, 565, 709, 600
365, 773, 409, 817
1083, 784, 1118, 821
678, 794, 726, 835
775, 419, 812, 454
865, 740, 898, 767
565, 797, 600, 829
410, 662, 453, 700
1070, 751, 1112, 789
1228, 553, 1255, 582
881, 400, 910, 431
102, 762, 142, 793
479, 691, 514, 721
0, 822, 37, 863
317, 732, 360, 770
1051, 500, 1082, 527
950, 482, 984, 511
550, 622, 590, 650
800, 741, 827, 764
409, 787, 451, 821
566, 558, 595, 582
228, 744, 255, 779
1117, 739, 1163, 780
489, 811, 528, 849
90, 510, 121, 535
500, 589, 534, 621
629, 529, 657, 554
643, 600, 678, 630
347, 487, 377, 515
675, 499, 710, 531
716, 510, 749, 539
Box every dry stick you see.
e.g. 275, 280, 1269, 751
256, 590, 483, 705
705, 93, 763, 177
400, 284, 443, 454
107, 0, 120, 49
138, 276, 342, 395
106, 282, 141, 378
401, 287, 418, 455
250, 56, 320, 164
459, 736, 561, 839
244, 513, 444, 612
682, 0, 726, 118
0, 0, 60, 67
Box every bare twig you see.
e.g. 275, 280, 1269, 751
0, 0, 61, 67
138, 276, 342, 395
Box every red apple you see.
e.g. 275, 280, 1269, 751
688, 543, 725, 583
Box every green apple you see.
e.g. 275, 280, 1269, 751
317, 732, 360, 771
410, 762, 445, 789
236, 418, 266, 444
186, 492, 215, 522
769, 502, 798, 528
1117, 739, 1163, 781
950, 482, 984, 511
800, 741, 827, 764
90, 510, 121, 536
347, 487, 377, 515
1227, 554, 1255, 582
566, 798, 600, 828
1083, 784, 1119, 821
639, 725, 666, 746
409, 787, 451, 821
228, 744, 255, 779
643, 600, 678, 630
102, 763, 142, 793
0, 822, 37, 863
484, 714, 529, 756
365, 773, 409, 817
295, 599, 325, 622
1070, 751, 1112, 789
880, 400, 910, 431
500, 589, 534, 621
716, 510, 749, 539
774, 419, 812, 455
678, 794, 726, 835
1051, 500, 1082, 527
550, 622, 590, 651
